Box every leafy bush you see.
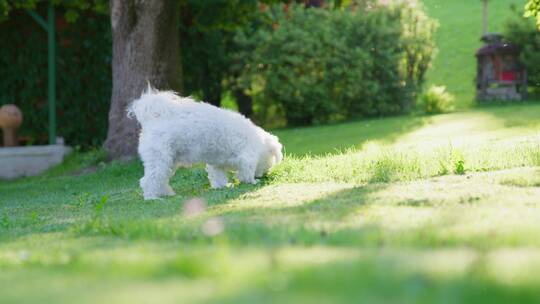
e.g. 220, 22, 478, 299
179, 0, 262, 107
525, 0, 540, 29
231, 1, 437, 126
505, 9, 540, 95
421, 85, 455, 114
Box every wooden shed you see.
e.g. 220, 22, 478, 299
476, 33, 527, 101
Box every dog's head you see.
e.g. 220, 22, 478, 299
256, 132, 283, 177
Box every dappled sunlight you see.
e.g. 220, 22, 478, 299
270, 103, 540, 187
272, 127, 540, 185
277, 103, 540, 158
233, 168, 540, 247
223, 183, 353, 210
169, 167, 540, 249
333, 168, 540, 246
3, 167, 540, 302
395, 112, 505, 147
275, 115, 428, 156
344, 205, 439, 233
392, 109, 540, 151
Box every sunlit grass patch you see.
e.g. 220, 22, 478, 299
271, 136, 540, 184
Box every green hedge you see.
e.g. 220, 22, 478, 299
0, 7, 111, 147
231, 2, 437, 126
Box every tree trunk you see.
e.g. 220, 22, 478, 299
105, 0, 182, 160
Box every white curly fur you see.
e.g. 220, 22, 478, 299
127, 85, 283, 200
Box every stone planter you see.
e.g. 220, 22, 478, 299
0, 144, 71, 180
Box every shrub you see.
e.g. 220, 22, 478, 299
504, 8, 540, 95
179, 0, 262, 107
231, 1, 437, 126
421, 85, 455, 114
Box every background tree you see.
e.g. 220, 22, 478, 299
505, 4, 540, 94
525, 0, 540, 29
105, 0, 182, 160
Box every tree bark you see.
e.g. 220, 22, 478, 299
105, 0, 182, 160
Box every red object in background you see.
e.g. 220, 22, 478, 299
56, 15, 68, 31
501, 71, 517, 81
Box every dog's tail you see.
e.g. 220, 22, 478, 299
127, 83, 178, 126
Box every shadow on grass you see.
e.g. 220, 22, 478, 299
4, 163, 540, 249
61, 183, 393, 246
1, 166, 385, 246
0, 161, 263, 242
3, 170, 540, 303
472, 100, 540, 129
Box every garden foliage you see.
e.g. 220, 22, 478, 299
421, 85, 455, 114
505, 10, 540, 94
179, 0, 262, 106
525, 0, 540, 29
231, 1, 437, 126
0, 8, 111, 147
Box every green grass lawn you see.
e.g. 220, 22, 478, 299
423, 0, 524, 108
2, 102, 540, 303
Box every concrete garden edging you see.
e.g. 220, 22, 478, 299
0, 144, 71, 180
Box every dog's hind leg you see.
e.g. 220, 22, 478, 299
206, 164, 228, 189
139, 149, 176, 200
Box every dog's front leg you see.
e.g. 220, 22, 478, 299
139, 150, 176, 200
206, 164, 228, 188
237, 161, 258, 185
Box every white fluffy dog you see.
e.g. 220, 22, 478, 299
127, 86, 283, 200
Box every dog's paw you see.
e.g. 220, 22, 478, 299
242, 178, 259, 185
164, 185, 176, 196
210, 183, 228, 189
143, 189, 176, 200
143, 194, 161, 200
